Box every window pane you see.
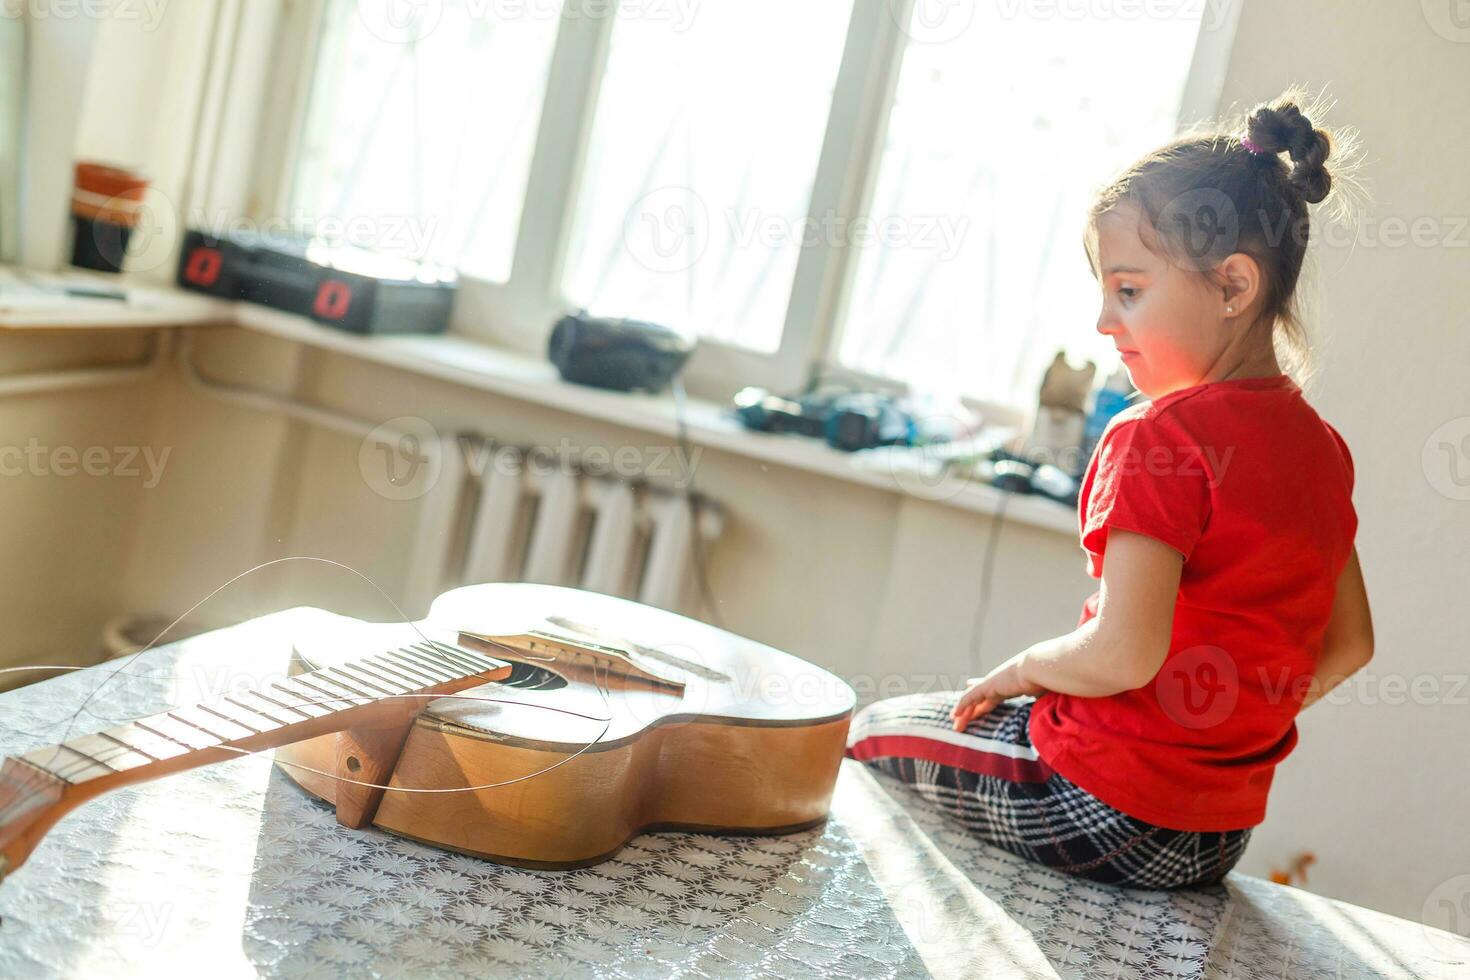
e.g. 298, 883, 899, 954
838, 6, 1206, 406
562, 0, 853, 351
290, 0, 562, 281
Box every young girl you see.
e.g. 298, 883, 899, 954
845, 93, 1373, 890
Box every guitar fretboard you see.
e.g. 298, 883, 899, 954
14, 641, 508, 786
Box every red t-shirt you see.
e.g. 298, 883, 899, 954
1027, 373, 1357, 832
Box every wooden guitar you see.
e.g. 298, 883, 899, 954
0, 583, 856, 878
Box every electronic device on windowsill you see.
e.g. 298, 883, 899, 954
176, 228, 457, 335
732, 386, 916, 453
547, 312, 694, 393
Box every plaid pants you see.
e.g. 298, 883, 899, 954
844, 692, 1253, 890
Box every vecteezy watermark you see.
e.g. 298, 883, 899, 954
359, 417, 444, 501
622, 187, 711, 275
0, 0, 169, 31
190, 208, 441, 261
1155, 187, 1243, 272
358, 417, 705, 501
890, 0, 1240, 44
1155, 644, 1239, 729
1104, 441, 1236, 488
1423, 416, 1470, 501
0, 440, 171, 488
82, 185, 442, 276
889, 0, 976, 44
726, 210, 968, 260
110, 901, 176, 948
1422, 874, 1470, 958
1421, 0, 1470, 43
354, 0, 700, 45
1152, 187, 1470, 269
622, 187, 969, 275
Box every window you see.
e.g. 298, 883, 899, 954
291, 0, 563, 281
276, 0, 1231, 409
837, 5, 1208, 408
561, 0, 854, 351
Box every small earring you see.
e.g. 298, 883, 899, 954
1225, 306, 1235, 314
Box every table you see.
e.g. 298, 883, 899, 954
0, 609, 1465, 978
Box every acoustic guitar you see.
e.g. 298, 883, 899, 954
0, 583, 856, 879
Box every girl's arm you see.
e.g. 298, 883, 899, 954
951, 529, 1181, 729
1299, 546, 1374, 709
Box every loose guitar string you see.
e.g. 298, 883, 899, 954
0, 624, 618, 805
3, 554, 618, 790
0, 558, 633, 813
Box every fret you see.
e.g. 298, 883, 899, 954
198, 699, 281, 734
364, 655, 436, 689
227, 692, 309, 726
284, 677, 357, 712
63, 732, 154, 773
310, 669, 373, 700
334, 662, 411, 696
168, 706, 257, 743
402, 645, 477, 679
385, 649, 455, 683
261, 684, 335, 719
423, 642, 497, 673
136, 714, 221, 751
396, 647, 463, 682
321, 667, 394, 698
437, 643, 503, 675
104, 722, 191, 761
17, 744, 114, 783
293, 673, 365, 707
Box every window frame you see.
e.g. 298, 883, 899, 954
248, 0, 1240, 421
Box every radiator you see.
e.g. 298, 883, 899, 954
401, 434, 723, 616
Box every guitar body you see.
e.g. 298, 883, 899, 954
273, 583, 856, 869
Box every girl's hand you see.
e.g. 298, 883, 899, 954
950, 653, 1047, 731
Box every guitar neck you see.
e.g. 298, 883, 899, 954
0, 639, 511, 880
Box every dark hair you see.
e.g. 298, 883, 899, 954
1083, 90, 1357, 381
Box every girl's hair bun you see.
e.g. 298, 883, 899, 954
1245, 99, 1333, 205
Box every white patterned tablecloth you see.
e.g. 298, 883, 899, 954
0, 609, 1466, 979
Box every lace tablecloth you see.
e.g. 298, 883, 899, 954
0, 609, 1466, 979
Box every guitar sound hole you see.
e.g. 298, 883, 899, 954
498, 662, 568, 691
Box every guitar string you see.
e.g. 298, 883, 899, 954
7, 646, 614, 799
0, 652, 620, 820
5, 621, 619, 790
0, 559, 669, 821
4, 620, 622, 786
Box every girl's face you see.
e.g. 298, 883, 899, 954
1091, 204, 1232, 398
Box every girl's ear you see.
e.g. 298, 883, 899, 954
1216, 252, 1262, 317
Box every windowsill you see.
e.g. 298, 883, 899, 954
0, 266, 224, 329
0, 265, 1078, 538
228, 304, 1079, 537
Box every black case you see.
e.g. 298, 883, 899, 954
177, 228, 456, 335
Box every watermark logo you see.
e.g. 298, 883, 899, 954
623, 187, 711, 275
357, 0, 444, 44
881, 415, 984, 503
891, 0, 975, 44
359, 416, 442, 501
1157, 187, 1240, 272
1156, 644, 1238, 729
1421, 0, 1470, 43
1423, 416, 1470, 500
1422, 874, 1470, 958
